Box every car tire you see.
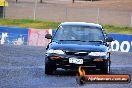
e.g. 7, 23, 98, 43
100, 60, 111, 74
45, 61, 56, 75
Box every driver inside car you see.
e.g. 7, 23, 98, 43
62, 27, 76, 40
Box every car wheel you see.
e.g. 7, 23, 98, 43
107, 60, 111, 74
45, 61, 56, 75
100, 60, 111, 74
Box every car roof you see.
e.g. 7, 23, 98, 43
60, 22, 103, 28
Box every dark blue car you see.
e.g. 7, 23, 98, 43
45, 22, 113, 75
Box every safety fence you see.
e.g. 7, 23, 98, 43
0, 26, 132, 52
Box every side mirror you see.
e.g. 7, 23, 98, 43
106, 37, 114, 42
45, 34, 52, 39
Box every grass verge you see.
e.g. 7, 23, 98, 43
0, 18, 132, 34
0, 19, 60, 29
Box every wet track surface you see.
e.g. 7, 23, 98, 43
0, 45, 132, 88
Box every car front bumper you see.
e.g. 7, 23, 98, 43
46, 54, 108, 70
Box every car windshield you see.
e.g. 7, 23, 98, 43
53, 25, 105, 43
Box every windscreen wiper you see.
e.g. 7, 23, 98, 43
59, 40, 86, 42
89, 40, 103, 43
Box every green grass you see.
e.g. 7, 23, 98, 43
0, 18, 132, 34
0, 19, 60, 29
104, 25, 132, 34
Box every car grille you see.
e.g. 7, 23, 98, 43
65, 51, 89, 56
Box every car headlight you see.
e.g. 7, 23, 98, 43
89, 52, 107, 56
47, 49, 65, 54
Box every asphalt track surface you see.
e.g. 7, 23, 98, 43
0, 45, 132, 88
